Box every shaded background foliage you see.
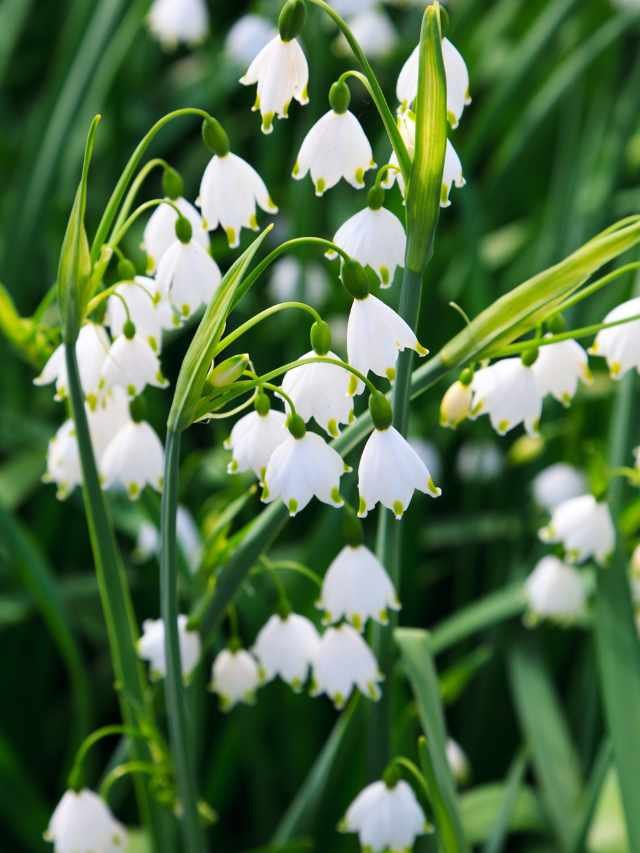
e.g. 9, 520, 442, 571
1, 0, 639, 850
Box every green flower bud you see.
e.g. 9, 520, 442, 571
278, 0, 306, 42
546, 313, 567, 334
367, 184, 385, 210
329, 79, 350, 114
287, 413, 306, 439
369, 392, 392, 430
129, 395, 147, 423
208, 353, 250, 388
175, 216, 193, 244
341, 258, 370, 300
382, 764, 401, 789
162, 166, 184, 200
202, 117, 230, 157
459, 366, 474, 386
342, 505, 364, 547
310, 319, 331, 355
255, 389, 271, 416
521, 346, 539, 367
117, 256, 136, 281
123, 320, 136, 340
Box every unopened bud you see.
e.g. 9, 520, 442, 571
369, 392, 392, 431
310, 319, 331, 355
162, 167, 184, 200
255, 389, 271, 416
287, 413, 306, 439
175, 216, 193, 244
208, 354, 250, 388
278, 0, 306, 41
341, 258, 370, 300
202, 117, 230, 157
440, 380, 472, 429
329, 79, 350, 114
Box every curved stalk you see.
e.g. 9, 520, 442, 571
110, 157, 170, 240
214, 301, 322, 356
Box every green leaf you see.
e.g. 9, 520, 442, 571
460, 783, 545, 845
483, 749, 529, 853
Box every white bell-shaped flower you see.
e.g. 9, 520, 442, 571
590, 296, 640, 379
312, 623, 383, 708
142, 197, 208, 272
148, 0, 209, 49
327, 206, 406, 287
105, 276, 174, 352
226, 407, 288, 481
262, 420, 347, 516
525, 555, 587, 622
539, 494, 615, 565
45, 788, 127, 853
358, 425, 441, 519
101, 332, 168, 398
34, 323, 110, 405
446, 739, 471, 785
397, 37, 471, 127
317, 544, 400, 630
253, 613, 319, 690
209, 647, 260, 710
137, 615, 201, 681
470, 358, 542, 436
343, 779, 427, 853
225, 14, 276, 66
156, 239, 221, 319
101, 420, 164, 499
532, 338, 591, 405
293, 109, 374, 195
532, 463, 587, 512
198, 152, 277, 248
347, 294, 427, 392
240, 35, 309, 134
336, 9, 397, 59
281, 350, 353, 437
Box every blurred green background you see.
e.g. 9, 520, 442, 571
1, 0, 640, 850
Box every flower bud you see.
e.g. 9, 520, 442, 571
254, 389, 271, 416
508, 434, 544, 465
123, 320, 136, 340
278, 0, 306, 42
287, 412, 307, 438
175, 216, 193, 244
367, 184, 385, 210
329, 79, 350, 114
546, 313, 567, 334
310, 319, 331, 355
382, 764, 401, 789
369, 392, 392, 431
341, 258, 370, 300
439, 380, 471, 429
202, 117, 230, 157
162, 166, 184, 200
117, 256, 136, 281
207, 353, 250, 389
521, 346, 539, 367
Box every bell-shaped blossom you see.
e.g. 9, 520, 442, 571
470, 359, 542, 436
262, 431, 347, 516
347, 294, 427, 393
198, 151, 277, 248
293, 110, 375, 195
532, 338, 591, 405
148, 0, 209, 49
34, 323, 110, 405
156, 239, 221, 319
327, 206, 406, 287
281, 351, 353, 437
101, 333, 168, 398
134, 505, 202, 571
525, 555, 587, 622
225, 14, 276, 66
343, 779, 427, 853
590, 296, 640, 379
240, 35, 309, 134
312, 624, 382, 708
532, 463, 586, 512
317, 544, 400, 630
45, 788, 127, 853
137, 615, 201, 681
336, 9, 396, 59
358, 426, 441, 519
397, 37, 471, 127
269, 256, 329, 306
539, 494, 615, 565
209, 648, 260, 710
226, 408, 288, 481
142, 197, 208, 272
446, 739, 471, 785
253, 613, 319, 690
101, 420, 164, 499
105, 276, 174, 352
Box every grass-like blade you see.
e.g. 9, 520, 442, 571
483, 749, 529, 853
460, 782, 544, 845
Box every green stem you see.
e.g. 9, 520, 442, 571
214, 301, 322, 356
109, 198, 181, 250
160, 429, 205, 853
555, 261, 640, 314
256, 557, 323, 589
99, 761, 157, 801
495, 312, 640, 357
109, 157, 170, 241
69, 725, 142, 789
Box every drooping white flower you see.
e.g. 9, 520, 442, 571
470, 358, 542, 436
532, 338, 591, 405
34, 323, 110, 404
134, 505, 202, 571
156, 239, 221, 319
226, 407, 288, 481
327, 206, 406, 287
343, 778, 427, 853
347, 294, 427, 392
281, 351, 353, 437
335, 9, 397, 59
45, 788, 127, 853
590, 296, 640, 379
317, 544, 400, 630
105, 276, 174, 352
100, 333, 168, 398
262, 427, 347, 516
532, 463, 587, 512
358, 426, 441, 519
209, 648, 260, 710
142, 197, 208, 272
456, 440, 504, 482
269, 256, 329, 306
397, 37, 471, 127
101, 420, 164, 499
137, 615, 201, 681
240, 36, 309, 134
148, 0, 209, 49
253, 613, 319, 690
525, 555, 587, 622
446, 739, 471, 785
293, 110, 374, 196
539, 494, 615, 565
198, 152, 277, 248
312, 624, 382, 708
225, 14, 276, 66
